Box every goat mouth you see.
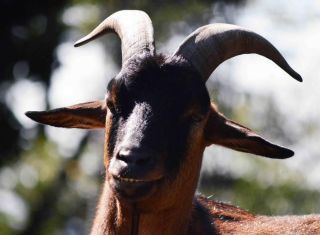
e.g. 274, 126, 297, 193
110, 175, 163, 201
113, 175, 156, 182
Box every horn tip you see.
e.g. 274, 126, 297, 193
74, 34, 96, 47
74, 39, 85, 47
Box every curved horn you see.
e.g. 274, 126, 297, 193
172, 24, 302, 82
74, 10, 155, 66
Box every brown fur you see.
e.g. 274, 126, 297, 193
198, 195, 320, 235
91, 185, 320, 235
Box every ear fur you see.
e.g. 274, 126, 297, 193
25, 100, 106, 129
204, 103, 294, 159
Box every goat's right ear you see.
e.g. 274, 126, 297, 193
204, 104, 294, 159
25, 100, 106, 129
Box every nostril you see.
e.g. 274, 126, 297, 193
117, 149, 130, 163
117, 153, 128, 163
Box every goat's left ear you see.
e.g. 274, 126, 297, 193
25, 100, 106, 129
204, 104, 294, 159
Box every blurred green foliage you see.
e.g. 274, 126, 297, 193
1, 0, 319, 234
199, 173, 320, 216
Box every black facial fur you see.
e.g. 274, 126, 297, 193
106, 53, 210, 177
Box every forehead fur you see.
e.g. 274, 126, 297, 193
108, 53, 209, 112
121, 53, 201, 86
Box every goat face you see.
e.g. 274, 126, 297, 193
105, 55, 210, 202
26, 10, 301, 211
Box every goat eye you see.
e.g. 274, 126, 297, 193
191, 114, 204, 123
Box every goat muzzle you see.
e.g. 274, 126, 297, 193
108, 147, 164, 201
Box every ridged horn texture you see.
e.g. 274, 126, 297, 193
74, 10, 155, 66
173, 23, 302, 82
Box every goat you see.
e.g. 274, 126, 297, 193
26, 10, 320, 235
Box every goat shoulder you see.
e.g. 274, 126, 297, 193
194, 196, 320, 234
